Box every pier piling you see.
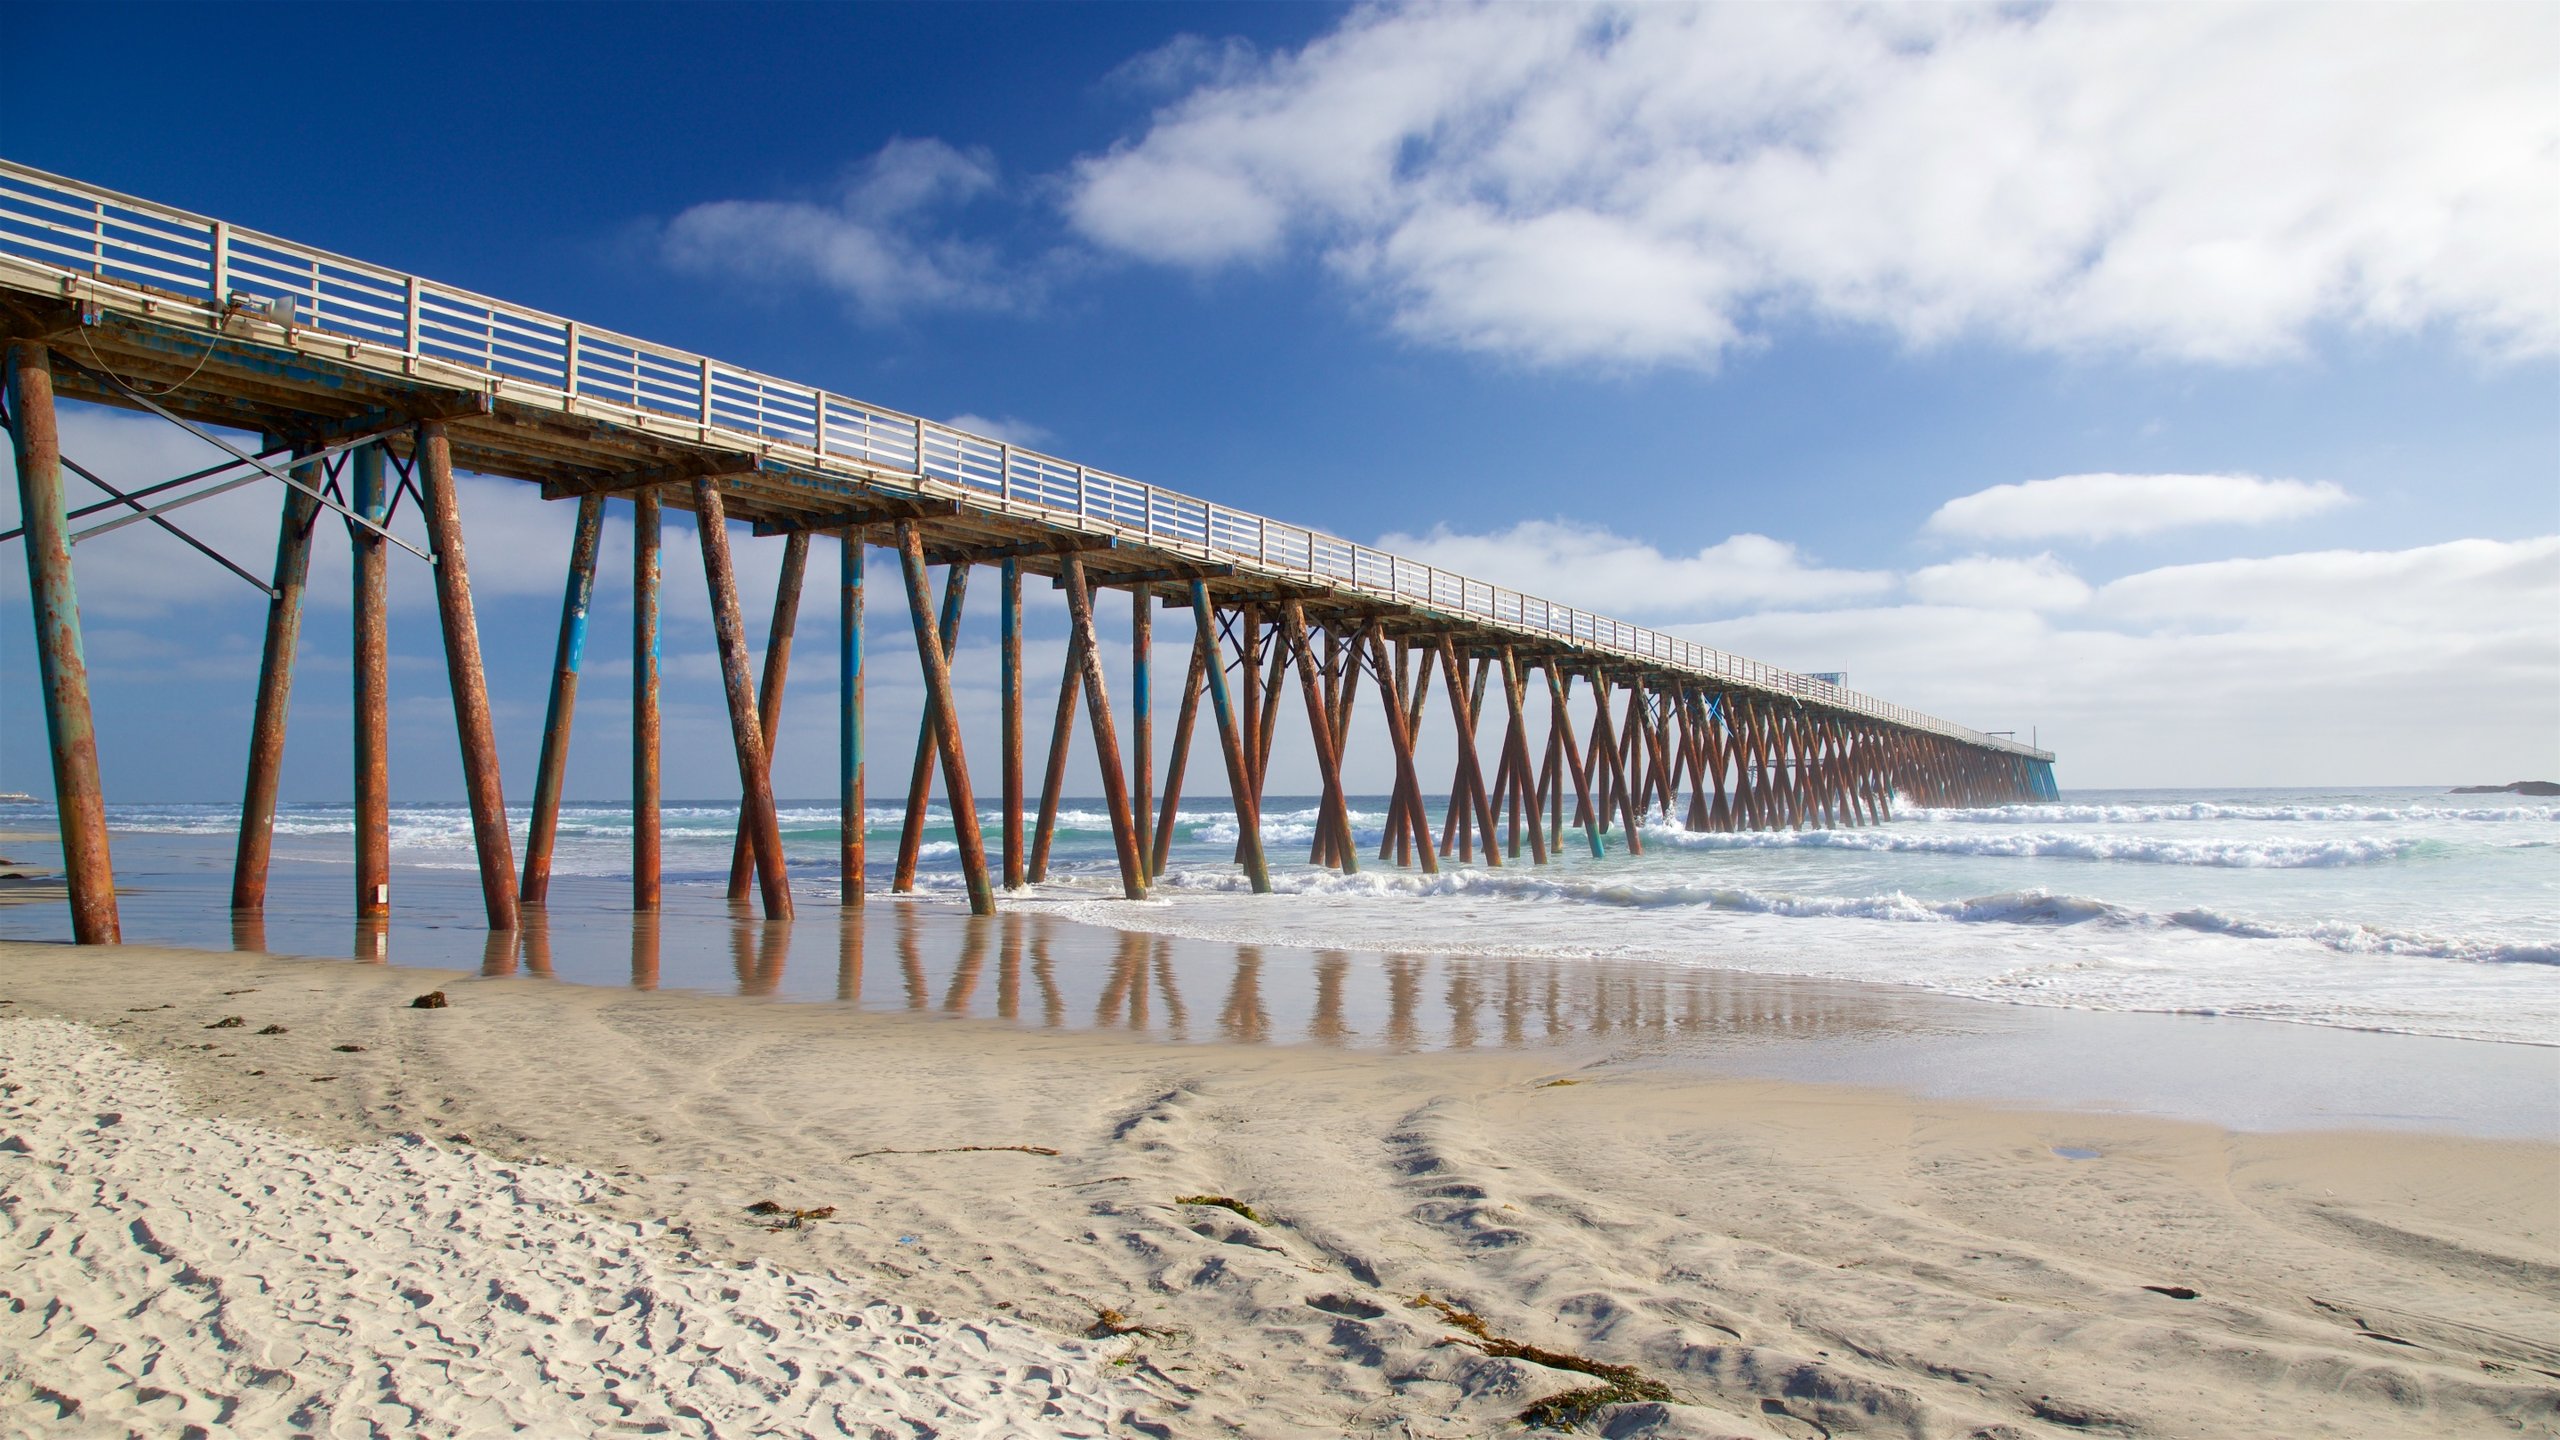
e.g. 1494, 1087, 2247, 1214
729, 531, 808, 901
1192, 584, 1268, 893
1000, 558, 1023, 889
842, 527, 866, 905
895, 522, 993, 915
4, 341, 117, 943
633, 489, 663, 911
417, 420, 520, 932
351, 441, 391, 921
231, 447, 318, 913
1061, 556, 1147, 901
696, 476, 792, 920
893, 557, 968, 894
521, 491, 604, 904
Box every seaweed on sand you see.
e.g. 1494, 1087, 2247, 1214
1407, 1293, 1674, 1427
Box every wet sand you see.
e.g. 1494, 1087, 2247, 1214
3, 939, 2554, 1437
4, 841, 2550, 1139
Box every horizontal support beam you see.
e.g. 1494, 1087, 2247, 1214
541, 454, 761, 500
749, 496, 963, 535
282, 393, 492, 447
1082, 562, 1238, 590
932, 534, 1116, 566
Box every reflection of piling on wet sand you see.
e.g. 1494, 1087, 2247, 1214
480, 928, 518, 978
1311, 951, 1350, 1044
1097, 931, 1149, 1029
730, 915, 789, 997
521, 910, 554, 977
997, 913, 1021, 1020
630, 912, 660, 991
899, 905, 928, 1010
328, 898, 2039, 1052
943, 918, 987, 1011
837, 913, 863, 1002
1219, 945, 1268, 1044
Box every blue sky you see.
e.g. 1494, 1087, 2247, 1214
3, 0, 2554, 802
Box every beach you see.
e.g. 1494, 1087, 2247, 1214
4, 939, 2553, 1437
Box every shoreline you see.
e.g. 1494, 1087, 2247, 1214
8, 867, 2555, 1139
4, 940, 2556, 1437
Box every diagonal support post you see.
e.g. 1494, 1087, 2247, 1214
1191, 583, 1269, 893
1061, 555, 1148, 900
1151, 621, 1211, 880
1281, 602, 1357, 875
1029, 618, 1086, 883
1367, 629, 1437, 874
1545, 665, 1604, 858
696, 476, 793, 919
730, 530, 810, 899
417, 420, 520, 931
1436, 637, 1502, 867
230, 444, 319, 912
521, 491, 606, 904
895, 521, 993, 914
894, 558, 969, 892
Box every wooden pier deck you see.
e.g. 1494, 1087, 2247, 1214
0, 158, 2056, 941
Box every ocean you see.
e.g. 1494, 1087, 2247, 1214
1, 785, 2549, 1049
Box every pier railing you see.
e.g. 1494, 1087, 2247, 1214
0, 159, 2047, 761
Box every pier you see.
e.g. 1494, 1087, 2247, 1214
0, 159, 2056, 942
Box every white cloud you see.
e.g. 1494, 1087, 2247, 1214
1102, 32, 1262, 99
1907, 553, 2090, 611
1355, 515, 2555, 784
942, 414, 1056, 450
1067, 2, 2560, 367
661, 139, 1018, 320
1925, 472, 2352, 543
2093, 537, 2560, 630
1372, 518, 1893, 617
1691, 536, 2560, 786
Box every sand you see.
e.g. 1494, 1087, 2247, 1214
2, 941, 2554, 1438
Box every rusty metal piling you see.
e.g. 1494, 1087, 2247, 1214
841, 527, 865, 905
416, 420, 519, 932
4, 341, 117, 943
729, 530, 808, 900
895, 522, 993, 914
231, 444, 319, 913
520, 491, 605, 904
694, 476, 793, 920
1000, 558, 1024, 889
351, 440, 390, 920
632, 489, 662, 911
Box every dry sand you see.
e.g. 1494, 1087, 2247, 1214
1, 940, 2554, 1438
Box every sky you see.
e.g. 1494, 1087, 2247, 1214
2, 0, 2554, 805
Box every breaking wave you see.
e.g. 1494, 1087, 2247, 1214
1637, 825, 2423, 868
1906, 802, 2559, 825
1129, 865, 2559, 968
